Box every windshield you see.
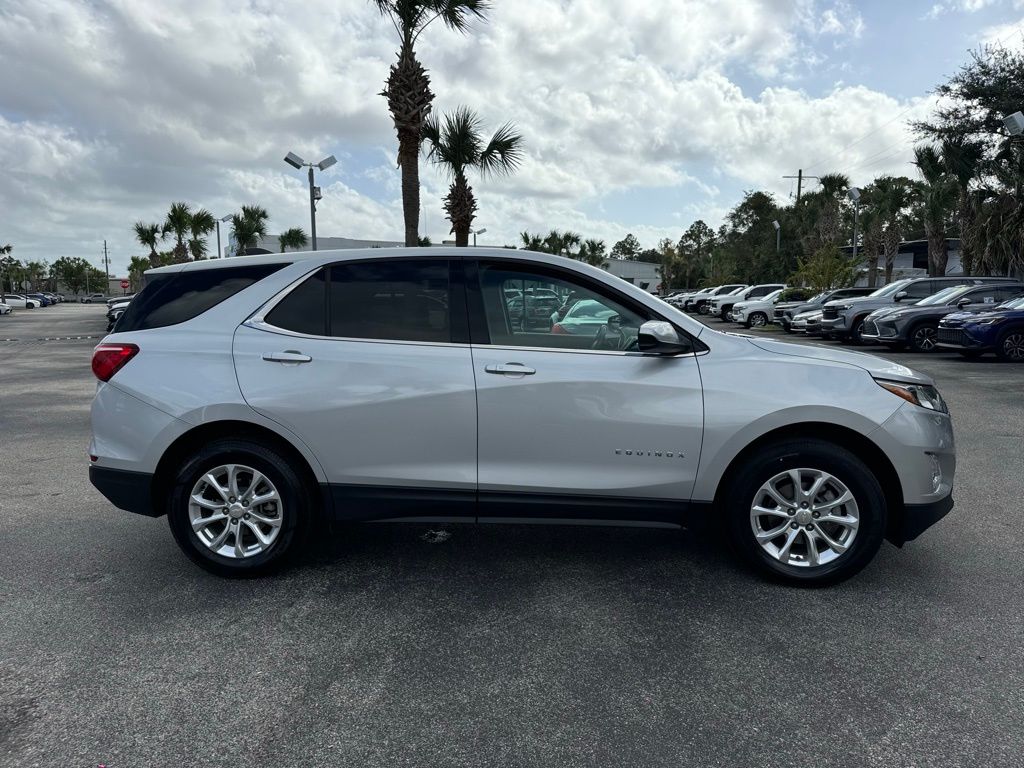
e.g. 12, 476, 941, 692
997, 295, 1024, 310
807, 292, 828, 303
869, 279, 911, 298
917, 285, 969, 306
763, 289, 783, 302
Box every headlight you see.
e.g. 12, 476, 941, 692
833, 303, 853, 311
973, 317, 1004, 325
875, 379, 948, 414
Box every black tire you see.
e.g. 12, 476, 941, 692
723, 438, 887, 586
996, 327, 1024, 362
167, 438, 314, 577
908, 322, 939, 353
847, 316, 868, 345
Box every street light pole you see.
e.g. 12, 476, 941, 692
772, 220, 781, 254
284, 152, 337, 252
471, 227, 487, 247
847, 188, 862, 263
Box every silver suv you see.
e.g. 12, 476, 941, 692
89, 249, 956, 584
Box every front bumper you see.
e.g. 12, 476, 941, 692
897, 495, 955, 545
860, 318, 900, 343
89, 465, 159, 517
819, 316, 850, 334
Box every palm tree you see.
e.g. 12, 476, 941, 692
163, 202, 193, 262
812, 172, 851, 248
128, 256, 151, 292
133, 222, 163, 267
0, 243, 12, 293
519, 231, 546, 251
278, 227, 309, 252
187, 209, 216, 260
422, 106, 523, 246
542, 229, 581, 257
858, 197, 884, 288
230, 205, 270, 256
373, 0, 489, 246
872, 176, 915, 284
940, 137, 986, 275
914, 145, 959, 276
576, 238, 607, 266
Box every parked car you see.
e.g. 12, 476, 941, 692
107, 298, 134, 332
730, 289, 784, 327
549, 298, 637, 339
709, 283, 785, 321
1, 294, 39, 309
790, 309, 823, 334
819, 276, 1019, 344
26, 293, 52, 307
936, 295, 1024, 361
508, 294, 560, 331
684, 284, 747, 313
89, 249, 955, 584
774, 287, 875, 332
0, 301, 11, 315
861, 283, 1024, 352
82, 293, 107, 303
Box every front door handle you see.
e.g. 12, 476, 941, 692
485, 362, 536, 376
262, 350, 312, 364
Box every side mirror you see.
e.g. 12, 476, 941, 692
894, 290, 909, 302
956, 297, 972, 307
638, 321, 688, 355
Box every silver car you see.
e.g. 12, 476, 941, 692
89, 249, 956, 585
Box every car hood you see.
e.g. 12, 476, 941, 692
824, 296, 884, 309
745, 337, 933, 385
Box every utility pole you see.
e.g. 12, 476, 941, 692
103, 240, 110, 287
308, 166, 318, 251
783, 170, 820, 202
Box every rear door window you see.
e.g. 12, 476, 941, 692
117, 263, 287, 332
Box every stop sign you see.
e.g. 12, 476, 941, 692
120, 280, 130, 289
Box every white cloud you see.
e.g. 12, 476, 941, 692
0, 0, 937, 269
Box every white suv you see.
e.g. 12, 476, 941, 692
89, 249, 956, 584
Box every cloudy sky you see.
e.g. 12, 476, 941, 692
2, 0, 1023, 276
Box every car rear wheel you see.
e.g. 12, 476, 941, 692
746, 312, 768, 328
724, 439, 886, 585
909, 322, 939, 352
997, 328, 1024, 362
167, 438, 313, 577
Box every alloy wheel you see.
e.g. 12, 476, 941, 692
1003, 332, 1024, 361
749, 468, 860, 568
913, 325, 938, 352
749, 312, 767, 327
188, 463, 284, 559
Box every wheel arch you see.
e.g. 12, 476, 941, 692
151, 420, 327, 518
710, 421, 905, 541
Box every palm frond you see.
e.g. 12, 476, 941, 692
478, 121, 524, 178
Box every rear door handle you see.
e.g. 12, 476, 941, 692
485, 363, 536, 376
262, 350, 312, 364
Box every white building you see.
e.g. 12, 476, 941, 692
603, 258, 661, 293
231, 235, 403, 256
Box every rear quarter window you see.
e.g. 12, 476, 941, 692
116, 263, 288, 332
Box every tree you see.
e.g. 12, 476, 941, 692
230, 205, 270, 256
133, 222, 163, 267
50, 257, 107, 295
0, 244, 14, 292
576, 238, 607, 266
163, 202, 193, 262
872, 176, 915, 284
609, 233, 642, 260
542, 230, 581, 257
677, 220, 715, 287
188, 209, 216, 260
128, 256, 151, 292
913, 145, 959, 276
418, 235, 432, 247
940, 136, 986, 275
791, 246, 858, 293
278, 227, 309, 252
519, 231, 546, 251
24, 260, 48, 290
422, 106, 523, 246
373, 0, 489, 246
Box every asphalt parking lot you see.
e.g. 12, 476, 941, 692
2, 304, 1023, 768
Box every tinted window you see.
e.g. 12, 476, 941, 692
264, 268, 327, 335
478, 263, 649, 351
117, 263, 287, 332
329, 260, 450, 342
904, 281, 935, 299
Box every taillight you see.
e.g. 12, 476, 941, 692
550, 322, 568, 335
92, 343, 139, 382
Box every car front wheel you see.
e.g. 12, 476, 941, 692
909, 322, 939, 352
997, 328, 1024, 362
746, 312, 768, 328
724, 438, 886, 585
167, 438, 313, 577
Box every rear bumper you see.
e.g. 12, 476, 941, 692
89, 465, 159, 517
893, 494, 954, 546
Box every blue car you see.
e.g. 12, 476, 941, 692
26, 293, 51, 307
937, 295, 1024, 361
